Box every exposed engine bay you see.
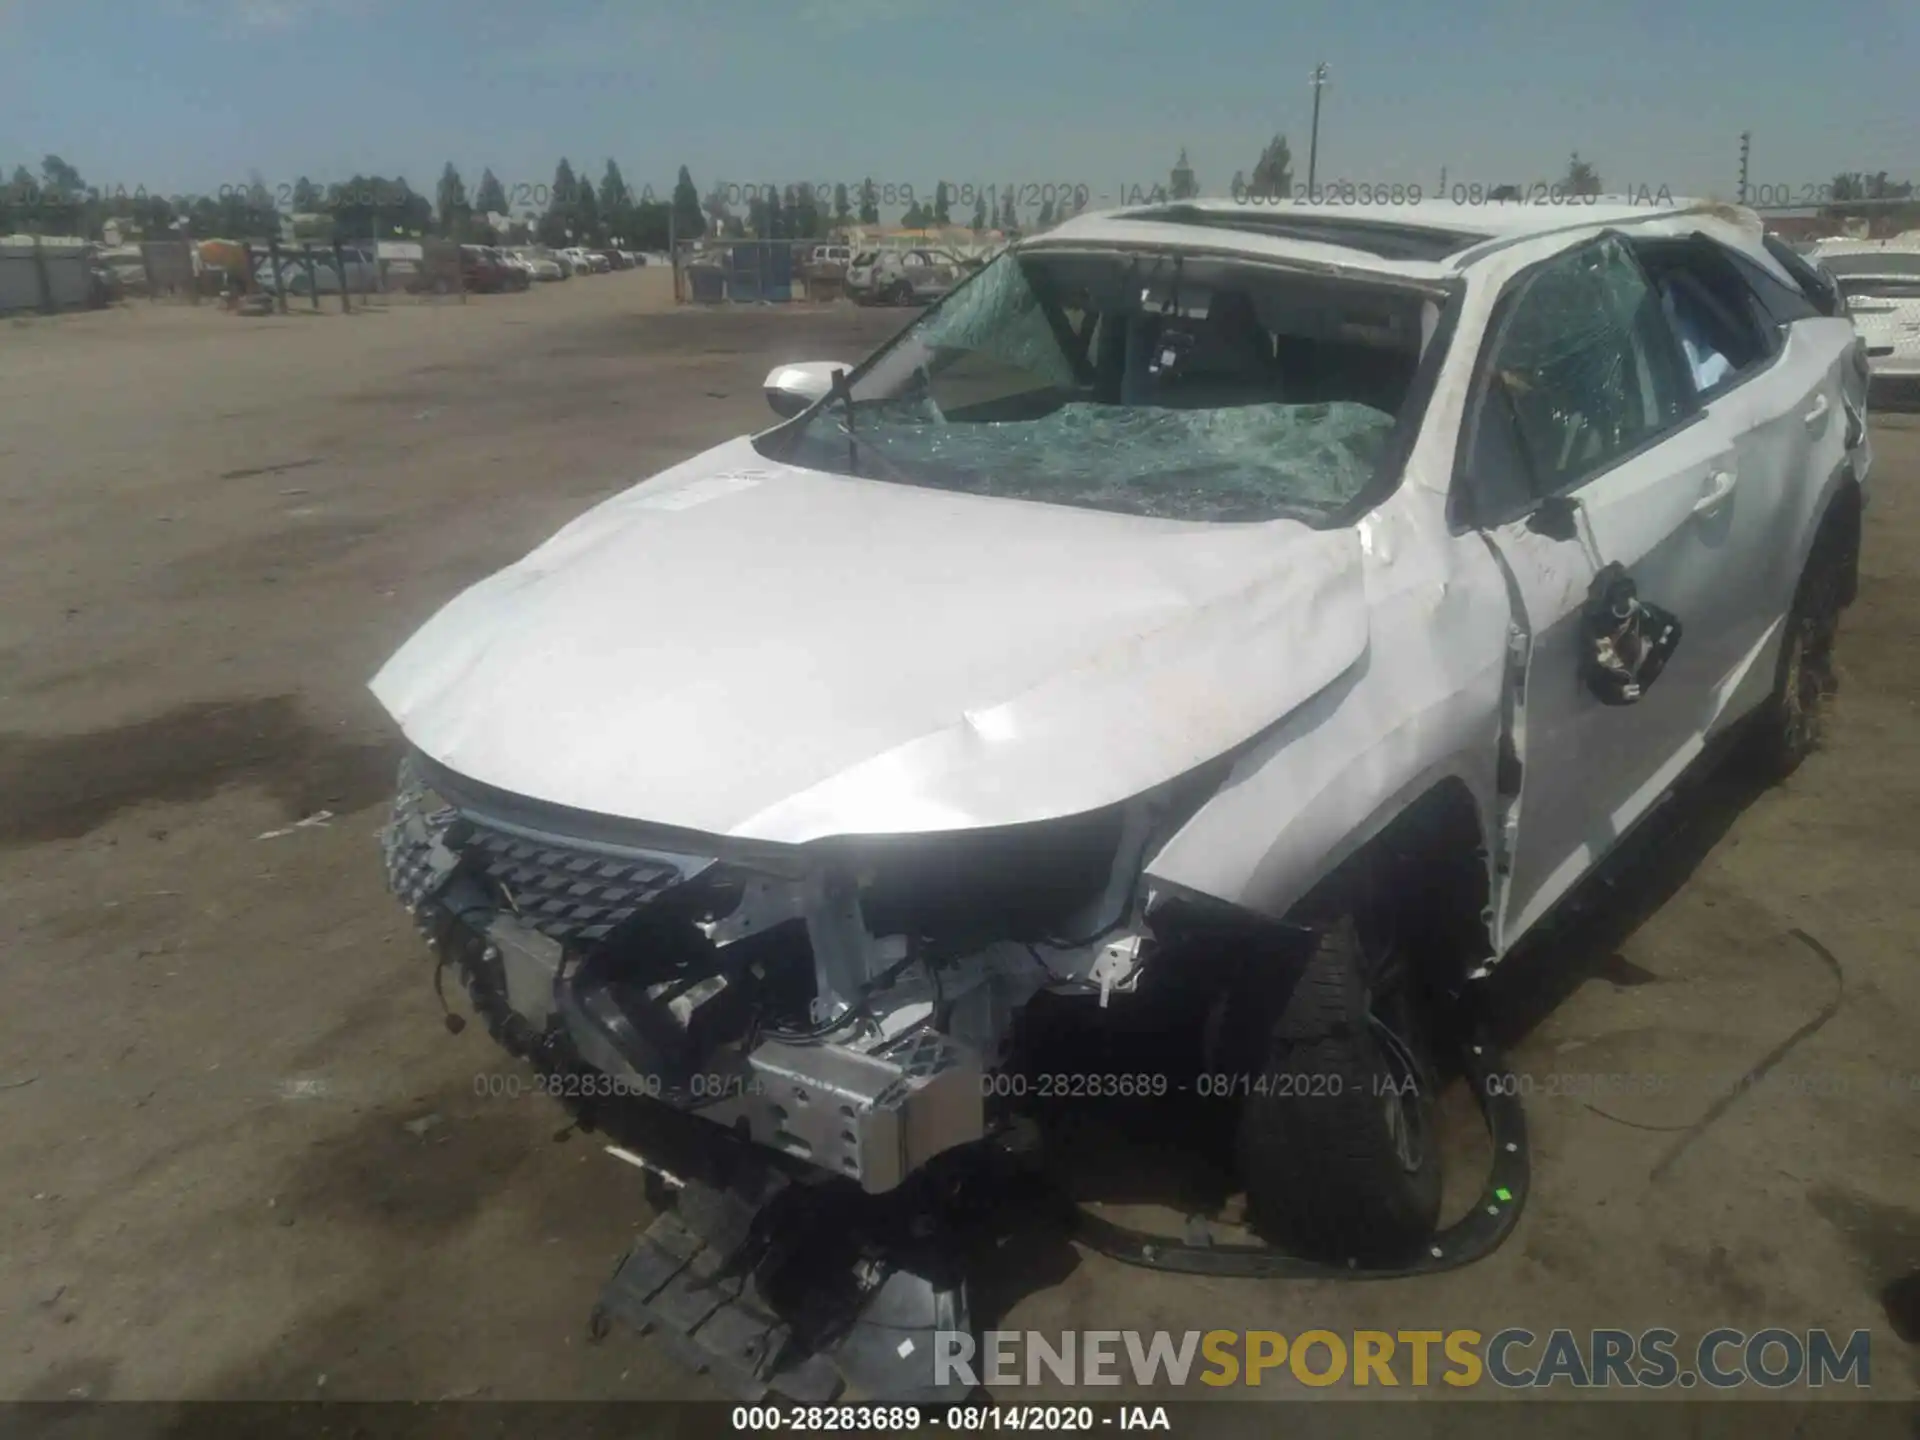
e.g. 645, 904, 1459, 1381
382, 749, 1531, 1401
386, 752, 1166, 1197
381, 753, 1206, 1400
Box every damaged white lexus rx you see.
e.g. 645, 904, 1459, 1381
372, 198, 1870, 1397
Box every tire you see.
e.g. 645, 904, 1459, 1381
890, 281, 915, 306
1234, 899, 1443, 1262
1746, 507, 1850, 780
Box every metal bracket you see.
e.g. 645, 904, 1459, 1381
1087, 934, 1146, 1008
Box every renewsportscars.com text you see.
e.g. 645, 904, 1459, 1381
934, 1328, 1874, 1389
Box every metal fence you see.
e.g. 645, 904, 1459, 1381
138, 239, 198, 299
0, 236, 94, 313
139, 235, 472, 311
240, 237, 469, 309
673, 239, 854, 304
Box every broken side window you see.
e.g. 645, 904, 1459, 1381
1478, 236, 1691, 501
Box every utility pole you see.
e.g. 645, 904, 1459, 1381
1737, 130, 1751, 204
1307, 62, 1329, 197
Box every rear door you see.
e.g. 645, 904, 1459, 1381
1635, 236, 1862, 716
1459, 233, 1742, 946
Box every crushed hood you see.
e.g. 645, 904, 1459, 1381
370, 437, 1369, 843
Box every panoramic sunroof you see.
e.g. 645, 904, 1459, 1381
1122, 205, 1489, 262
1820, 252, 1920, 278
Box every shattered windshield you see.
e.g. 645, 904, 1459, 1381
763, 248, 1439, 523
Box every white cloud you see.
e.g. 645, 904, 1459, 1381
231, 0, 301, 25
173, 0, 375, 30
797, 0, 1128, 25
796, 0, 935, 28
484, 4, 701, 80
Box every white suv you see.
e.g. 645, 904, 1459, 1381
1811, 237, 1920, 384
373, 196, 1870, 1399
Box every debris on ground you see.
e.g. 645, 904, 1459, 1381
255, 810, 334, 841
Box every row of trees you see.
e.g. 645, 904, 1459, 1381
2, 156, 271, 241
433, 158, 706, 250
1223, 142, 1604, 200
1, 155, 426, 244
0, 144, 1605, 249
13, 147, 1916, 249
714, 178, 1063, 237
0, 149, 1205, 246
1828, 172, 1916, 203
0, 153, 711, 248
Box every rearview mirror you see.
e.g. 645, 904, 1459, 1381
764, 362, 847, 418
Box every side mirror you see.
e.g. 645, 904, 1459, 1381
764, 361, 847, 418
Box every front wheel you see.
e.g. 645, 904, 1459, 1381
1745, 508, 1850, 780
1234, 906, 1443, 1262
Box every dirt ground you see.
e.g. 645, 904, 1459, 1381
1, 274, 1915, 1407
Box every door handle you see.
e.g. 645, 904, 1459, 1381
1804, 394, 1831, 428
1693, 469, 1737, 516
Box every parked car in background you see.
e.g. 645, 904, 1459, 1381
95, 243, 150, 298
514, 249, 566, 282
496, 248, 533, 290
847, 247, 962, 305
88, 252, 120, 307
459, 244, 515, 293
1810, 237, 1920, 389
844, 249, 879, 293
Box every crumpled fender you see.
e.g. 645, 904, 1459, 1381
1146, 498, 1511, 925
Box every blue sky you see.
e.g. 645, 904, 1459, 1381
2, 0, 1915, 217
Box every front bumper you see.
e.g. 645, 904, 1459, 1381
382, 762, 987, 1193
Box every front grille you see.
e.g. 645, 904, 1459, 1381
457, 824, 688, 942
380, 757, 703, 943
382, 767, 458, 927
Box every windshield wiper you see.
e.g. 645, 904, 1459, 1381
828, 366, 858, 475
829, 418, 918, 486
820, 367, 923, 485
